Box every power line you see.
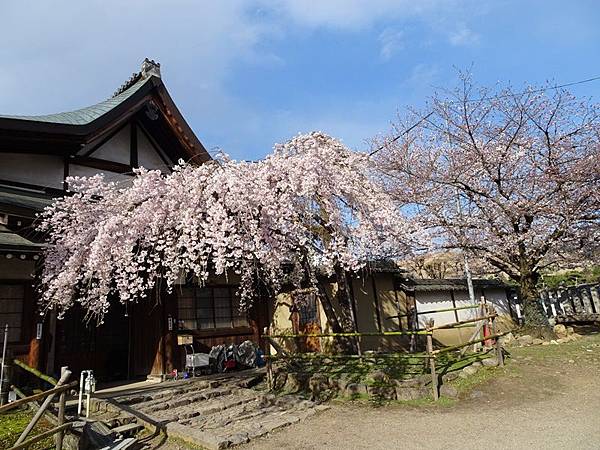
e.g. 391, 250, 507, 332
369, 74, 600, 157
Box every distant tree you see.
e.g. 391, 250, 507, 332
376, 77, 600, 334
39, 132, 422, 338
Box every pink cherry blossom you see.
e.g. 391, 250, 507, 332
39, 132, 424, 322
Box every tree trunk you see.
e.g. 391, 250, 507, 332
313, 266, 358, 354
519, 269, 554, 338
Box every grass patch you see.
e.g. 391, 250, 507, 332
451, 365, 513, 395
0, 408, 54, 450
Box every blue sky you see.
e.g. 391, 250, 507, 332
1, 1, 599, 160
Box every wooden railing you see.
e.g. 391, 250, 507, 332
0, 366, 76, 450
264, 299, 506, 401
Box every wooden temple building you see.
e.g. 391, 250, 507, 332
0, 59, 268, 381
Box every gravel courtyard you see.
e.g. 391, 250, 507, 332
241, 329, 600, 450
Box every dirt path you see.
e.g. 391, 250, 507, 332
241, 330, 600, 450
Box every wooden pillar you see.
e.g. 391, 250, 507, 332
426, 319, 438, 401
492, 312, 504, 367
45, 310, 57, 376
371, 275, 382, 332
450, 291, 459, 322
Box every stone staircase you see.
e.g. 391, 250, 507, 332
89, 371, 324, 449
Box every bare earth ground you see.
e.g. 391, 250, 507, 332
237, 329, 600, 450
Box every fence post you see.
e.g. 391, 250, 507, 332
55, 366, 68, 450
264, 327, 273, 391
15, 369, 71, 446
426, 319, 438, 401
491, 313, 504, 367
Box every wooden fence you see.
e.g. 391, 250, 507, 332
506, 283, 600, 323
0, 366, 75, 450
264, 298, 506, 401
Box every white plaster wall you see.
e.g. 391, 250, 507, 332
0, 153, 63, 188
138, 130, 169, 170
91, 125, 131, 164
417, 287, 511, 328
80, 124, 171, 172
415, 291, 456, 328
453, 289, 479, 321
68, 164, 132, 185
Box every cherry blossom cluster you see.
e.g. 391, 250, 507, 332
39, 132, 423, 321
375, 80, 600, 296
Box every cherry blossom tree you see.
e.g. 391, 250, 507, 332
375, 78, 600, 333
39, 132, 423, 336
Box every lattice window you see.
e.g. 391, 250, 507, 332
177, 286, 249, 330
0, 284, 24, 343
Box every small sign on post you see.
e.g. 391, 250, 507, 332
177, 335, 193, 345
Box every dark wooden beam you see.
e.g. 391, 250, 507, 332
62, 156, 69, 191
130, 122, 138, 168
69, 156, 133, 174
371, 275, 382, 332
450, 291, 460, 322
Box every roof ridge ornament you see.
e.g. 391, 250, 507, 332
112, 72, 142, 98
141, 58, 161, 79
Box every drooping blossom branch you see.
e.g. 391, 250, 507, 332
39, 132, 424, 322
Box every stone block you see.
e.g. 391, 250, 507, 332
440, 384, 459, 399
462, 365, 478, 376
395, 386, 428, 401
442, 371, 460, 382
553, 324, 568, 338
345, 383, 368, 397
517, 335, 534, 346
367, 384, 396, 401
482, 357, 498, 367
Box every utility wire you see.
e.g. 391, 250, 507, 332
369, 75, 600, 157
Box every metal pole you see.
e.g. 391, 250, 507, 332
0, 324, 8, 406
77, 371, 86, 416
455, 192, 476, 305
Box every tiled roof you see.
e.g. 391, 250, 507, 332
0, 185, 55, 212
0, 224, 45, 251
0, 76, 151, 126
410, 278, 508, 292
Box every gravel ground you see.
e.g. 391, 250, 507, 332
240, 330, 600, 450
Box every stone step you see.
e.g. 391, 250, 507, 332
111, 422, 145, 436
152, 390, 260, 423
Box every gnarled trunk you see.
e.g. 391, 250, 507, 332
519, 268, 554, 338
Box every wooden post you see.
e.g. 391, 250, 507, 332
15, 369, 71, 446
426, 319, 438, 401
55, 367, 68, 450
491, 313, 504, 367
264, 327, 273, 390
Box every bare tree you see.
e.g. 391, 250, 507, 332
376, 76, 600, 334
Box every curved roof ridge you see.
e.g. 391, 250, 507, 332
0, 76, 152, 126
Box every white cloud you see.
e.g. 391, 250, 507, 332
263, 0, 459, 30
0, 1, 276, 115
405, 63, 440, 88
378, 28, 404, 60
449, 24, 480, 46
